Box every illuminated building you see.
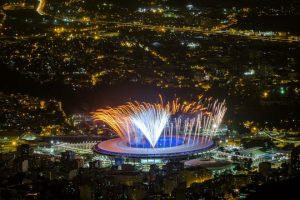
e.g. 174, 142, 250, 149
184, 159, 233, 176
16, 144, 32, 159
92, 97, 226, 168
290, 146, 300, 175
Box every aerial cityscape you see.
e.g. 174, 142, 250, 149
0, 0, 299, 199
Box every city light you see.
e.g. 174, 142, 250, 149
280, 87, 286, 95
1, 0, 299, 198
262, 91, 269, 98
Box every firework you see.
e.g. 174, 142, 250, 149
92, 96, 226, 148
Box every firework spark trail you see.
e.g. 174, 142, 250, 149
193, 115, 200, 144
175, 118, 181, 144
131, 108, 169, 148
92, 97, 226, 148
170, 122, 173, 147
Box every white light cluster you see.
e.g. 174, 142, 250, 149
131, 108, 170, 147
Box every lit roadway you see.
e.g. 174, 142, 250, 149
261, 131, 300, 144
35, 0, 300, 43
36, 0, 46, 15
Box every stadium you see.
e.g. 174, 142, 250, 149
92, 97, 226, 167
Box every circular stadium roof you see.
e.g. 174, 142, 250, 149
93, 137, 216, 158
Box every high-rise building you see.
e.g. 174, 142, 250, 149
15, 159, 29, 173
290, 146, 300, 175
61, 150, 76, 170
61, 150, 76, 162
16, 144, 32, 159
89, 160, 101, 169
258, 162, 272, 176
